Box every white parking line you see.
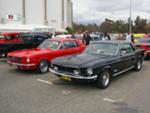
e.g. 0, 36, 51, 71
37, 79, 53, 85
103, 98, 120, 103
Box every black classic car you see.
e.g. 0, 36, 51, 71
50, 41, 145, 89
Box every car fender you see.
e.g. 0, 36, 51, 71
98, 66, 113, 76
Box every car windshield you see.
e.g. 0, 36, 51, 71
0, 35, 4, 40
84, 43, 118, 55
138, 39, 150, 43
39, 40, 60, 50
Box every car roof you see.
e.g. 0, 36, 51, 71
91, 40, 131, 45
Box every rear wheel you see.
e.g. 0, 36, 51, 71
37, 60, 49, 74
96, 69, 111, 89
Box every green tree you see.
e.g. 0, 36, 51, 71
65, 27, 73, 34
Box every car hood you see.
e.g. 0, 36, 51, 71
8, 48, 54, 58
52, 53, 115, 68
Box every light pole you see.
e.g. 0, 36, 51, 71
44, 0, 48, 25
22, 0, 26, 24
129, 0, 132, 34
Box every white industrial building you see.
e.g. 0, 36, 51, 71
0, 0, 73, 32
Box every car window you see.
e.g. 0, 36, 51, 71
63, 41, 78, 49
34, 35, 47, 42
0, 35, 4, 40
6, 35, 14, 40
39, 40, 60, 50
139, 39, 150, 43
15, 34, 21, 38
21, 34, 34, 42
120, 43, 134, 54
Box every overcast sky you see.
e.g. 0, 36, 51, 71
72, 0, 150, 24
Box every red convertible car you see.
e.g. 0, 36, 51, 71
7, 38, 86, 73
0, 32, 22, 44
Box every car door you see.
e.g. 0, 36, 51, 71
57, 40, 80, 56
119, 43, 135, 71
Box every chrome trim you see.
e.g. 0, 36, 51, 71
49, 68, 98, 80
8, 61, 35, 67
113, 66, 135, 77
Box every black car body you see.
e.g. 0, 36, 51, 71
50, 41, 145, 89
0, 32, 51, 57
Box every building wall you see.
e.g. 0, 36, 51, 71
47, 0, 63, 30
0, 0, 73, 31
25, 0, 44, 25
64, 0, 73, 29
0, 0, 23, 24
67, 0, 73, 28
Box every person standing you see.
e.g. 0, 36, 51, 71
131, 34, 134, 43
82, 31, 91, 45
104, 32, 111, 40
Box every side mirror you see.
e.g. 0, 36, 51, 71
120, 50, 127, 56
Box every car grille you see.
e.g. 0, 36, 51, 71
8, 56, 22, 63
53, 64, 80, 75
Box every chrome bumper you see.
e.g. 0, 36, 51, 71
49, 68, 98, 80
8, 61, 36, 67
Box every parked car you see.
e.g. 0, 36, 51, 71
0, 32, 50, 57
135, 38, 150, 57
0, 32, 23, 57
133, 33, 146, 43
0, 32, 22, 44
50, 41, 145, 89
7, 38, 86, 73
53, 34, 72, 39
89, 34, 104, 43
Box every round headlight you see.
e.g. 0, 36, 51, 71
74, 70, 80, 75
87, 68, 93, 75
54, 66, 58, 71
26, 58, 30, 63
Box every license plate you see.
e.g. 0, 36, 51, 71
61, 76, 72, 81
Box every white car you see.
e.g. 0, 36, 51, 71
53, 34, 72, 39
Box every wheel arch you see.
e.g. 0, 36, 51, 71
36, 57, 51, 68
99, 66, 113, 77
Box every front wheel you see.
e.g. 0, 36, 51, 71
96, 70, 111, 89
133, 58, 142, 71
37, 60, 49, 74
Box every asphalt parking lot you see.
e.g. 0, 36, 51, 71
0, 58, 150, 113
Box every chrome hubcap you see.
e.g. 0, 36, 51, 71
137, 60, 141, 69
40, 61, 48, 73
102, 72, 110, 86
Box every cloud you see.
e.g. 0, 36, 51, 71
72, 0, 150, 24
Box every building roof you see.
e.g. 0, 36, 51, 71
0, 24, 53, 32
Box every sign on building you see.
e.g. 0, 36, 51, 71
1, 14, 23, 24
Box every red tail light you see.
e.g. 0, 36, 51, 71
141, 43, 149, 50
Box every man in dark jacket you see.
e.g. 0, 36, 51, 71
82, 31, 91, 45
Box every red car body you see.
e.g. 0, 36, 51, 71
135, 39, 150, 57
7, 38, 86, 73
0, 32, 22, 44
